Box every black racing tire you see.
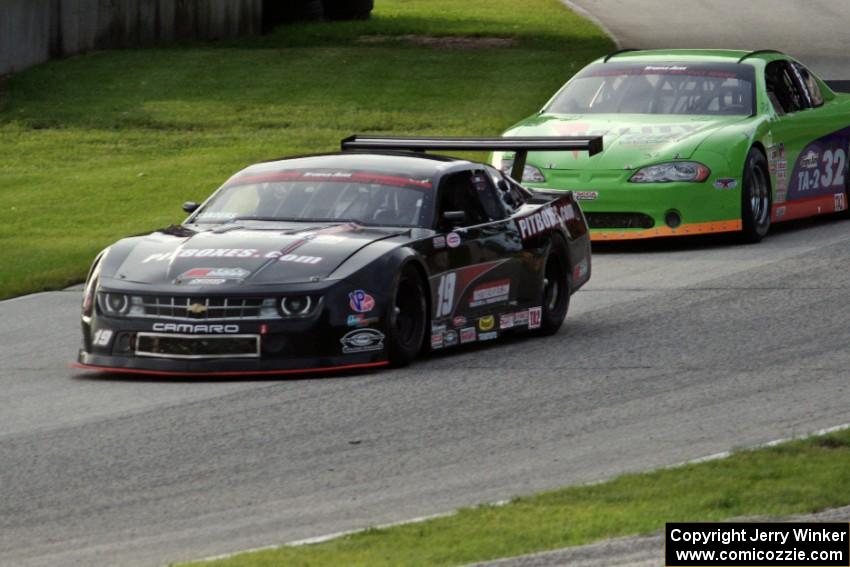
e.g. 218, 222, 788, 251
739, 148, 772, 243
537, 236, 571, 336
386, 265, 428, 367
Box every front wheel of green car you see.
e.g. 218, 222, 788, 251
739, 149, 772, 243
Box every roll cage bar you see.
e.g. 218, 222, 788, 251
603, 48, 641, 62
737, 49, 784, 63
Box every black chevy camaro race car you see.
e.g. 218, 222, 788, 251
74, 136, 601, 376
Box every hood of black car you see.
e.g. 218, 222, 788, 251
114, 222, 405, 286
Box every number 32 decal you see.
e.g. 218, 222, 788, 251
821, 148, 846, 188
797, 148, 846, 192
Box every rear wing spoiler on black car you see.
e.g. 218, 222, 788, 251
340, 135, 604, 182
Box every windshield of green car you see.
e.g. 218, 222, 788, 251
192, 170, 434, 228
546, 62, 755, 115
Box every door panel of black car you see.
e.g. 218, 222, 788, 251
426, 170, 528, 328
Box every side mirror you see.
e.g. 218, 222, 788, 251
182, 201, 200, 213
442, 210, 467, 227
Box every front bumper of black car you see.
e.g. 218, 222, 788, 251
77, 288, 391, 376
74, 352, 388, 377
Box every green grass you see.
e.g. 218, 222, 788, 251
0, 0, 611, 299
181, 430, 850, 567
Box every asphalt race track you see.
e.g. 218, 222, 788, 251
3, 3, 850, 566
566, 0, 850, 80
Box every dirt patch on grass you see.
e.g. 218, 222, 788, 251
357, 34, 517, 49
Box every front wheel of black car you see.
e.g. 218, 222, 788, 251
537, 237, 571, 336
740, 148, 772, 243
387, 265, 427, 367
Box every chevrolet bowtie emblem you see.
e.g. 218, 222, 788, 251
188, 303, 208, 314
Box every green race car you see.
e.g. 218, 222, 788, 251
496, 49, 850, 242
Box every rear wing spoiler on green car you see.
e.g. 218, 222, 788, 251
340, 135, 604, 182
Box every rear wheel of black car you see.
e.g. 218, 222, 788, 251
387, 265, 427, 366
537, 237, 571, 336
740, 148, 772, 243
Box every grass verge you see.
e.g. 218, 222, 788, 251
0, 0, 611, 299
182, 429, 850, 566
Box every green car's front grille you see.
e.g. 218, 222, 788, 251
586, 212, 655, 230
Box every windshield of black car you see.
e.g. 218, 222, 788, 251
192, 170, 433, 227
546, 62, 755, 115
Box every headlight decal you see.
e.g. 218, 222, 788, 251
629, 161, 710, 183
97, 293, 131, 316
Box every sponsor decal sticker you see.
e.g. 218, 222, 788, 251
444, 330, 458, 347
713, 178, 738, 190
433, 235, 446, 249
432, 261, 508, 319
573, 258, 589, 281
143, 248, 260, 263
146, 248, 325, 265
181, 267, 250, 280
515, 310, 529, 326
479, 331, 498, 341
460, 327, 477, 344
349, 290, 375, 313
528, 307, 542, 330
789, 137, 848, 199
836, 193, 847, 212
574, 191, 598, 201
340, 328, 385, 353
469, 279, 510, 308
347, 314, 379, 327
431, 322, 447, 334
776, 206, 786, 219
478, 315, 495, 332
446, 232, 461, 248
274, 254, 322, 264
303, 171, 352, 179
152, 323, 240, 333
452, 315, 467, 328
186, 278, 227, 286
499, 313, 515, 330
430, 333, 444, 349
292, 233, 346, 244
516, 198, 575, 241
93, 329, 113, 346
800, 149, 819, 169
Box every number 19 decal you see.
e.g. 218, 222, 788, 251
436, 273, 456, 318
